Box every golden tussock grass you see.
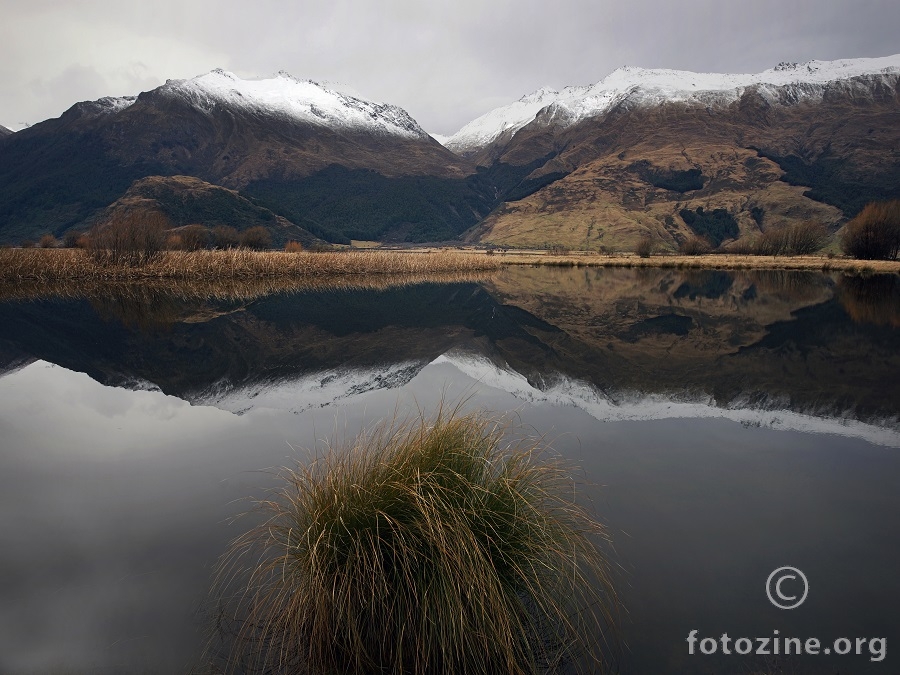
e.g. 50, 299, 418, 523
209, 404, 619, 674
0, 248, 502, 283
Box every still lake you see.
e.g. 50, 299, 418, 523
0, 265, 898, 674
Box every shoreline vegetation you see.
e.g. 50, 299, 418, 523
0, 270, 499, 304
0, 248, 501, 282
1, 247, 898, 285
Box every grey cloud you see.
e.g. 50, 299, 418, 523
0, 0, 898, 134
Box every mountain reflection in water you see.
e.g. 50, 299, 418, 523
0, 267, 897, 441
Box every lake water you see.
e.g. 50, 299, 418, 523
0, 266, 898, 674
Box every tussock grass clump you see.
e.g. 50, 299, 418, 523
213, 407, 618, 674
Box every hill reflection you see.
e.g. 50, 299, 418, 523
0, 267, 897, 434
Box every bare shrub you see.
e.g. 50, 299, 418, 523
212, 225, 240, 249
635, 235, 654, 258
284, 241, 303, 253
753, 221, 829, 256
63, 230, 89, 249
752, 228, 785, 256
678, 236, 712, 256
38, 234, 57, 248
239, 226, 272, 250
787, 220, 829, 255
841, 201, 900, 260
88, 210, 169, 266
165, 233, 183, 250
179, 224, 210, 251
723, 237, 755, 255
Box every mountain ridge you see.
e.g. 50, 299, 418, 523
0, 69, 485, 244
445, 54, 900, 156
1, 56, 899, 248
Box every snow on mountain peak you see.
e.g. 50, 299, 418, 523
520, 87, 559, 103
446, 54, 900, 154
161, 69, 429, 138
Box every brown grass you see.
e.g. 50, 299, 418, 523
0, 248, 502, 283
0, 271, 499, 305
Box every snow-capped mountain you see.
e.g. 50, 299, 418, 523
155, 69, 430, 139
0, 67, 478, 246
0, 124, 12, 138
446, 54, 900, 155
52, 69, 430, 140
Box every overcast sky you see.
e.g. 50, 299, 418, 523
1, 0, 898, 135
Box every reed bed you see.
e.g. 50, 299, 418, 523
211, 405, 619, 675
0, 270, 496, 304
0, 248, 502, 282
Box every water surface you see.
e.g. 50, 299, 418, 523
1, 267, 898, 674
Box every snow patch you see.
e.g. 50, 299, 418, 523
429, 133, 452, 146
446, 54, 900, 153
160, 69, 429, 139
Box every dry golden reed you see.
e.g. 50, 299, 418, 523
0, 248, 502, 283
0, 271, 497, 305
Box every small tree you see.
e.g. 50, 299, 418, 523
89, 210, 168, 266
678, 235, 712, 255
240, 226, 272, 250
284, 240, 303, 253
165, 233, 184, 250
63, 230, 88, 248
635, 235, 654, 258
212, 225, 240, 249
786, 220, 829, 254
841, 201, 900, 260
38, 234, 57, 248
179, 224, 210, 251
754, 221, 829, 256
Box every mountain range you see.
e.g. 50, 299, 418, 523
1, 55, 898, 247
